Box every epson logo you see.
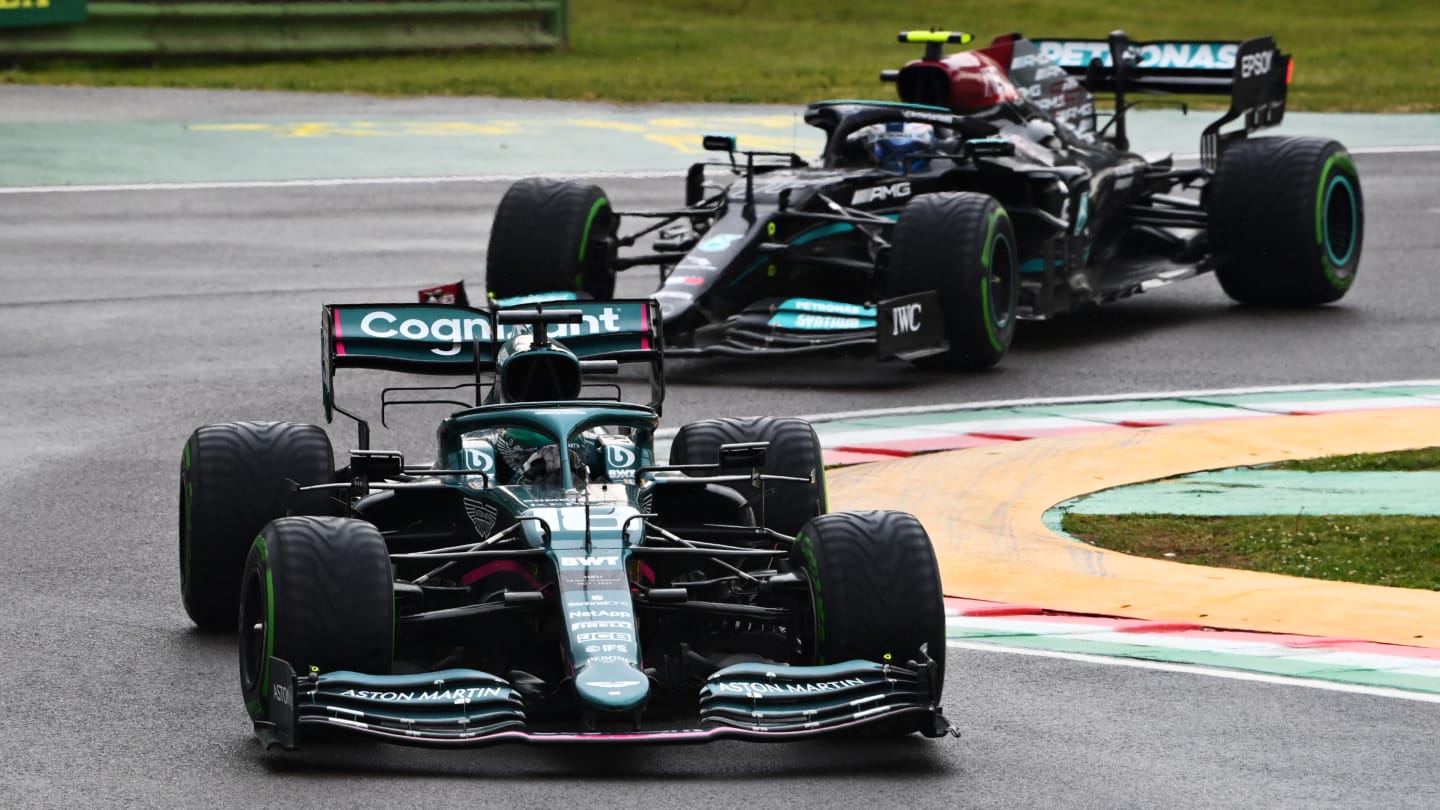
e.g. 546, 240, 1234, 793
891, 302, 924, 335
559, 555, 620, 567
852, 182, 911, 205
1241, 50, 1273, 79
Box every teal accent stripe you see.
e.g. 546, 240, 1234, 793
792, 222, 855, 245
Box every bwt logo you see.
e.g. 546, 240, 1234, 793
891, 302, 924, 335
1241, 51, 1274, 79
559, 555, 620, 567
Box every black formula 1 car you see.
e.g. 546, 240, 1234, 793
464, 29, 1363, 370
178, 300, 952, 747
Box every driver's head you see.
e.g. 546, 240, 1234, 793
850, 122, 936, 173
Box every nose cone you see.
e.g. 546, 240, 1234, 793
574, 660, 650, 712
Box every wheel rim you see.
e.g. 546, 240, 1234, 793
1322, 174, 1358, 270
239, 565, 267, 694
987, 232, 1016, 330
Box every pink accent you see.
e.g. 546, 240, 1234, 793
1118, 420, 1169, 428
1114, 621, 1209, 634
1288, 410, 1319, 416
333, 308, 346, 355
834, 445, 914, 458
962, 605, 1047, 617
637, 561, 656, 585
461, 560, 544, 589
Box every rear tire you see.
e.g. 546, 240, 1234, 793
669, 416, 827, 537
791, 510, 946, 735
486, 178, 618, 301
179, 421, 337, 631
887, 192, 1018, 369
1208, 136, 1363, 305
239, 517, 394, 722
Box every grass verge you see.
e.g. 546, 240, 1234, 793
1063, 447, 1440, 589
4, 0, 1438, 112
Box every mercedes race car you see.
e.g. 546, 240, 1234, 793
457, 28, 1363, 370
178, 299, 952, 748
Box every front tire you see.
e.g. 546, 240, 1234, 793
1208, 137, 1364, 305
669, 416, 827, 537
791, 510, 946, 735
887, 192, 1018, 369
486, 178, 618, 301
179, 421, 337, 631
239, 517, 394, 722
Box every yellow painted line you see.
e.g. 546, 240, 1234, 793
827, 407, 1440, 648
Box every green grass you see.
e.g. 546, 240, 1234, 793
1064, 514, 1440, 590
1270, 446, 1440, 472
1064, 447, 1440, 589
4, 0, 1438, 111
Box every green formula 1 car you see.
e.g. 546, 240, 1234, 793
177, 299, 953, 747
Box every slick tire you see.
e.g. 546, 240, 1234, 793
486, 178, 618, 301
669, 416, 827, 537
887, 192, 1018, 370
792, 510, 945, 735
179, 421, 338, 631
1208, 137, 1363, 306
239, 517, 394, 722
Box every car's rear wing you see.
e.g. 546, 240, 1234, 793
1030, 33, 1290, 166
321, 299, 664, 443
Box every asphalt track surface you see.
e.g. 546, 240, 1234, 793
3, 96, 1440, 806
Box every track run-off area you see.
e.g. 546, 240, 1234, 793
3, 87, 1440, 807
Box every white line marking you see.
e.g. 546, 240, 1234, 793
655, 379, 1440, 437
948, 640, 1440, 703
2, 145, 1436, 195
0, 168, 687, 195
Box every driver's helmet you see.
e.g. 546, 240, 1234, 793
495, 427, 588, 487
851, 122, 936, 173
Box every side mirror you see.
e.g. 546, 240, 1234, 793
702, 134, 738, 153
349, 449, 404, 480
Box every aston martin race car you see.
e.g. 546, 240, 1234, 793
177, 300, 952, 747
466, 29, 1363, 370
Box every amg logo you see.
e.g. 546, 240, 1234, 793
559, 555, 619, 567
852, 182, 911, 205
891, 302, 924, 335
1241, 50, 1273, 79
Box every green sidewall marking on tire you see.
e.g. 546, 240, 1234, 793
980, 208, 1007, 354
796, 533, 826, 656
1315, 152, 1358, 289
245, 535, 274, 721
981, 207, 1000, 267
575, 197, 609, 293
577, 197, 608, 263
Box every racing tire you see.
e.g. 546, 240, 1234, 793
887, 192, 1018, 370
668, 416, 827, 537
486, 178, 618, 301
1208, 137, 1364, 306
239, 516, 394, 723
179, 421, 338, 631
791, 510, 945, 735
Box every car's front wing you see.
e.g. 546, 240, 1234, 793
257, 657, 954, 749
667, 291, 947, 363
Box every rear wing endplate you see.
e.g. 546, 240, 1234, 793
1031, 34, 1290, 166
